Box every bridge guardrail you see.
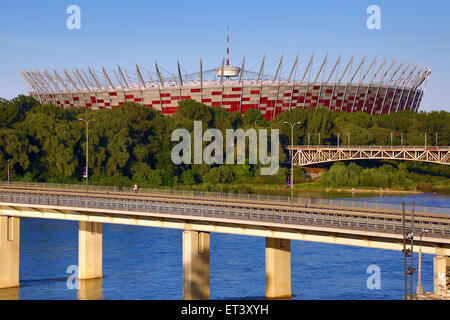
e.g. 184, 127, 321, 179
0, 190, 449, 240
0, 180, 449, 215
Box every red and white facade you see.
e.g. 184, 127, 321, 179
21, 55, 431, 120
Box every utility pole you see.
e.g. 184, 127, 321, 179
337, 133, 340, 148
402, 202, 407, 299
79, 118, 95, 192
403, 201, 416, 299
391, 132, 393, 147
283, 121, 301, 202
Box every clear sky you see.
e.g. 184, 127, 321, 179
1, 0, 449, 112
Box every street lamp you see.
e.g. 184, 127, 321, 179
7, 159, 10, 184
79, 118, 96, 192
283, 121, 301, 202
416, 229, 430, 299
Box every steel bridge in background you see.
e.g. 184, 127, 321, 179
289, 145, 450, 166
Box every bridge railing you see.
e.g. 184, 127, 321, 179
1, 189, 449, 241
0, 180, 449, 215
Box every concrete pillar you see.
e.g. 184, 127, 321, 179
78, 221, 102, 280
0, 286, 19, 300
265, 237, 291, 299
0, 216, 20, 289
434, 255, 450, 297
78, 278, 103, 300
182, 231, 210, 300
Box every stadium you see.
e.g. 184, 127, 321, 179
20, 33, 431, 120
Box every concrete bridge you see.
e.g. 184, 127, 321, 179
0, 184, 449, 299
289, 146, 450, 166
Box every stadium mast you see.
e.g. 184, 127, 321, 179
215, 26, 240, 78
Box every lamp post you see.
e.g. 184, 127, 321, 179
416, 229, 430, 299
79, 118, 95, 192
283, 121, 301, 202
402, 201, 408, 300
7, 159, 10, 184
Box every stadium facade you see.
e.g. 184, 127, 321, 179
21, 43, 431, 120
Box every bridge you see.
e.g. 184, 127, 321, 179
0, 183, 449, 299
289, 145, 450, 166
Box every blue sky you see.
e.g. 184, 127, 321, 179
1, 0, 449, 112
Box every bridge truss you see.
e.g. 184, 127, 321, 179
290, 146, 450, 166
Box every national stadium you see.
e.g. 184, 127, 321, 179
20, 31, 431, 120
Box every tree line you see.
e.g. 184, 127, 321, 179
0, 95, 449, 190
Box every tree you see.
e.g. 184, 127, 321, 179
243, 108, 265, 127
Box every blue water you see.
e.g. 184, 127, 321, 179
0, 193, 448, 300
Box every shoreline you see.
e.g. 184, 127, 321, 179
172, 182, 441, 196
249, 185, 424, 195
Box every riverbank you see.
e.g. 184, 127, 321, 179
168, 181, 439, 196
254, 184, 424, 195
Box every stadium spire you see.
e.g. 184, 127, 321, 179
226, 25, 230, 66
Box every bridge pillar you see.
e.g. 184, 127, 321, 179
433, 255, 450, 297
265, 237, 291, 299
182, 231, 210, 300
0, 216, 20, 289
78, 221, 102, 280
78, 278, 103, 300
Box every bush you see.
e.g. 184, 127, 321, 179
181, 169, 197, 185
203, 166, 235, 184
232, 164, 253, 181
417, 181, 432, 192
203, 167, 221, 184
146, 170, 164, 186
